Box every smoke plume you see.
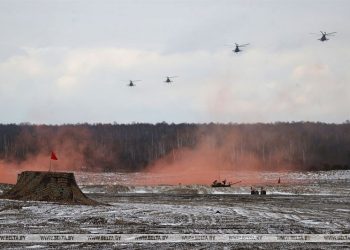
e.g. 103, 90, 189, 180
0, 125, 97, 184
145, 128, 298, 185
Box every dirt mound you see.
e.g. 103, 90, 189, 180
0, 171, 99, 205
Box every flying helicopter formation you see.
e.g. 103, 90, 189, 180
126, 77, 179, 87
126, 30, 336, 87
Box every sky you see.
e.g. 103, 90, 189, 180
0, 0, 349, 124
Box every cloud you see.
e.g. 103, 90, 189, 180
0, 44, 349, 124
1, 0, 350, 123
292, 63, 330, 79
0, 48, 46, 77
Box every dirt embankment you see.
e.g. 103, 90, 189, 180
0, 171, 100, 205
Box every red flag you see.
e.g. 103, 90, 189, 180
51, 151, 58, 160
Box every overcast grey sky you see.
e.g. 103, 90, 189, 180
0, 0, 349, 124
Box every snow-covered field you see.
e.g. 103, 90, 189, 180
77, 170, 350, 196
0, 170, 349, 249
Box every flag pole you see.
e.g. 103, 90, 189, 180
49, 151, 58, 172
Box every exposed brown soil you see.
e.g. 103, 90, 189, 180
0, 171, 99, 205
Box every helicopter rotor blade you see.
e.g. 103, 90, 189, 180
325, 32, 336, 36
168, 76, 178, 78
238, 43, 249, 47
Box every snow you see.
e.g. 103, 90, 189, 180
73, 170, 350, 196
0, 170, 349, 249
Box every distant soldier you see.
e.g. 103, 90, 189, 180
260, 187, 266, 195
278, 177, 281, 184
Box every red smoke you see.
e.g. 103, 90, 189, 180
144, 131, 297, 185
0, 126, 94, 184
0, 125, 301, 185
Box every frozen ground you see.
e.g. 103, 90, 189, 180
0, 170, 349, 249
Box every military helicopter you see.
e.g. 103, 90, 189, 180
226, 43, 249, 53
127, 80, 141, 87
311, 31, 336, 42
164, 76, 178, 83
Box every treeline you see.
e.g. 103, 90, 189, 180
0, 122, 349, 172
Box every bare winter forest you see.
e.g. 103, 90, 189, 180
0, 122, 349, 176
